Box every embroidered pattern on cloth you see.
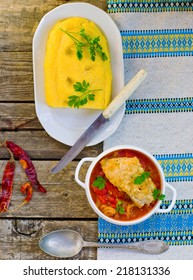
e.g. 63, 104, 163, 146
107, 0, 193, 13
98, 1, 193, 254
122, 29, 193, 58
155, 154, 193, 181
126, 97, 193, 114
98, 202, 193, 245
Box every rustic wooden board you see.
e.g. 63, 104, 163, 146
0, 160, 99, 218
0, 0, 107, 51
0, 0, 108, 260
0, 131, 103, 159
0, 219, 98, 260
0, 103, 40, 129
0, 52, 34, 101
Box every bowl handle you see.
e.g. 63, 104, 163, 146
75, 157, 95, 189
156, 182, 177, 213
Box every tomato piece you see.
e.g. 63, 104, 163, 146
109, 203, 117, 208
106, 181, 116, 192
97, 195, 108, 204
106, 181, 120, 196
107, 194, 117, 205
92, 186, 107, 195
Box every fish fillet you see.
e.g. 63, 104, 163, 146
100, 157, 155, 208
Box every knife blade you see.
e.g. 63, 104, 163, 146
51, 69, 147, 173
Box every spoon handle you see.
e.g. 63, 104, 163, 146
83, 240, 169, 255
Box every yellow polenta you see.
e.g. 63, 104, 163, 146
44, 17, 112, 109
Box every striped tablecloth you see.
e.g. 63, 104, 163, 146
98, 0, 193, 260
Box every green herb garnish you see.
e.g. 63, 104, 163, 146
60, 27, 108, 61
153, 188, 166, 201
93, 176, 106, 190
115, 201, 125, 215
68, 80, 101, 108
134, 172, 150, 185
60, 28, 85, 60
79, 28, 108, 61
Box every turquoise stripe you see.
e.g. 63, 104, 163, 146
107, 1, 193, 13
121, 29, 193, 36
98, 205, 193, 245
161, 199, 193, 212
123, 51, 193, 58
121, 29, 193, 58
154, 153, 193, 182
125, 97, 193, 114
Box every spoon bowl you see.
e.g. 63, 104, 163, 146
39, 229, 84, 258
39, 229, 169, 258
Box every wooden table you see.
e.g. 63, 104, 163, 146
0, 0, 107, 260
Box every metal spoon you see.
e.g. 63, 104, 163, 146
39, 229, 169, 258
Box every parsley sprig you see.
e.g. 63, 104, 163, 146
115, 201, 125, 214
60, 28, 85, 60
79, 28, 108, 61
93, 176, 106, 190
153, 188, 166, 201
60, 27, 108, 61
68, 80, 101, 108
134, 172, 150, 185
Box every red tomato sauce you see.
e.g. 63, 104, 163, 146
89, 149, 162, 222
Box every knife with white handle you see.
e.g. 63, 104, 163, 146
51, 69, 147, 173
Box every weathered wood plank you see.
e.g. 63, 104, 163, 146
0, 52, 34, 101
0, 103, 41, 129
0, 0, 107, 261
0, 131, 103, 159
0, 160, 98, 218
0, 0, 107, 51
0, 219, 98, 259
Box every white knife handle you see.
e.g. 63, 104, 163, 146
103, 69, 147, 119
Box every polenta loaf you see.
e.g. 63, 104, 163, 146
44, 17, 112, 109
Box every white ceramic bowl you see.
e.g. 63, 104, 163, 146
75, 145, 177, 226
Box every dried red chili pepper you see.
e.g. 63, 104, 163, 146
8, 182, 33, 212
20, 182, 33, 204
0, 156, 15, 213
5, 140, 46, 193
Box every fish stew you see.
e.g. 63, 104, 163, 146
89, 149, 162, 222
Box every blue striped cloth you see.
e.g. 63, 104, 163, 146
98, 0, 193, 260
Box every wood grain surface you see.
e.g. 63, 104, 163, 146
1, 220, 98, 259
0, 0, 107, 260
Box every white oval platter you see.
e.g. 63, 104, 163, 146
33, 2, 124, 146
